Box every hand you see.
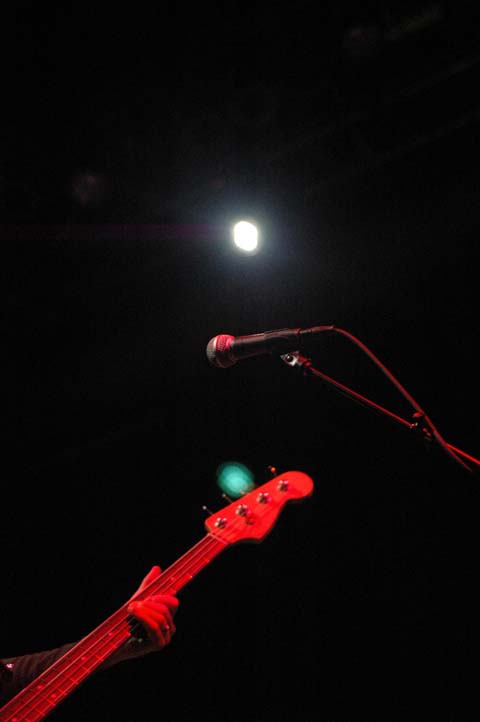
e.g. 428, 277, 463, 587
126, 565, 179, 650
106, 566, 179, 666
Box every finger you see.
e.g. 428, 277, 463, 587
135, 601, 176, 630
136, 565, 162, 593
127, 602, 173, 646
129, 565, 163, 600
140, 594, 179, 617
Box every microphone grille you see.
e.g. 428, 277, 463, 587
206, 334, 235, 368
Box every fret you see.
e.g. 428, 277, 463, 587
0, 470, 313, 722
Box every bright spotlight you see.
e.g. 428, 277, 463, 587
232, 220, 258, 253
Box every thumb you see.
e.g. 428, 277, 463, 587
133, 565, 162, 596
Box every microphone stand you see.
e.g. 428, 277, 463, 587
280, 351, 480, 474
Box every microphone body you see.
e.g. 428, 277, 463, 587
206, 326, 334, 368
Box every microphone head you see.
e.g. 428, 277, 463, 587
206, 334, 236, 368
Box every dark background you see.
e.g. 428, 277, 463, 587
1, 2, 479, 720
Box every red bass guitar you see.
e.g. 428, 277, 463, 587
0, 470, 314, 721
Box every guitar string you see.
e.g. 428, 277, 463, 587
3, 488, 290, 721
7, 473, 311, 720
1, 532, 227, 721
4, 475, 307, 721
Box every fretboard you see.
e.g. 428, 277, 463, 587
0, 533, 227, 722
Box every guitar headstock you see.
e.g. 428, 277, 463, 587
204, 470, 314, 545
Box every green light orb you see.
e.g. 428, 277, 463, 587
216, 461, 255, 498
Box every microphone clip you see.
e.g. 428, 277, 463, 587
280, 351, 312, 371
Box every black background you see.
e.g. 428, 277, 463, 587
1, 2, 480, 721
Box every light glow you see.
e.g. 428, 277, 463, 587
232, 221, 259, 252
216, 461, 255, 498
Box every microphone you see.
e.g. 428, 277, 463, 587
206, 325, 334, 368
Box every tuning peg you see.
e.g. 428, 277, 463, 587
267, 465, 277, 477
202, 505, 214, 516
221, 492, 234, 503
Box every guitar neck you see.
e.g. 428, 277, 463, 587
0, 534, 227, 722
0, 469, 314, 722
